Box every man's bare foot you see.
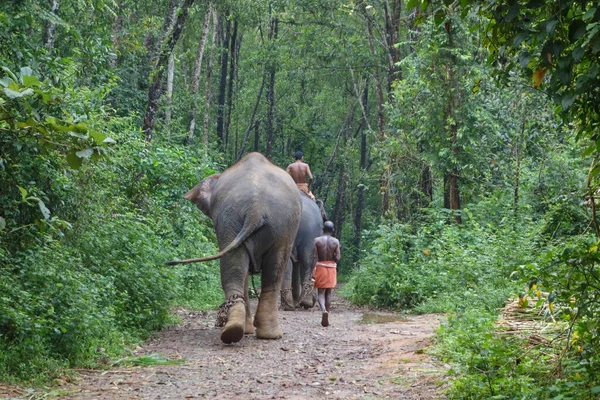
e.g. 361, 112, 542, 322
321, 311, 329, 327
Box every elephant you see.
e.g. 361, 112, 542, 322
281, 193, 328, 311
167, 153, 302, 344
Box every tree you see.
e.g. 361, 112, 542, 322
142, 0, 196, 142
187, 4, 213, 144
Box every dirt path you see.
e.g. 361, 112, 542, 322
2, 293, 446, 399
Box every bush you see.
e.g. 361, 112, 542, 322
346, 207, 533, 313
0, 108, 225, 382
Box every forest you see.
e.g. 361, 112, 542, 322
1, 0, 600, 398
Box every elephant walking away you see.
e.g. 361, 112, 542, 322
281, 194, 328, 310
167, 153, 302, 344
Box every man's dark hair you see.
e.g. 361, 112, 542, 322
323, 221, 334, 234
294, 151, 303, 160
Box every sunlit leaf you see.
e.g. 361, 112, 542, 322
17, 186, 27, 201
38, 200, 50, 220
3, 87, 34, 99
532, 67, 546, 88
89, 130, 107, 144
22, 75, 41, 87
76, 148, 94, 158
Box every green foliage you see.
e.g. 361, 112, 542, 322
347, 205, 533, 313
435, 311, 549, 399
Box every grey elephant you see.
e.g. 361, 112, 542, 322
167, 153, 301, 344
281, 194, 328, 310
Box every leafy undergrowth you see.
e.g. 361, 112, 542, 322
0, 120, 224, 384
346, 199, 600, 398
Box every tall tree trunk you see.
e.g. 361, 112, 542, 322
43, 0, 60, 50
150, 0, 180, 66
142, 0, 195, 142
165, 53, 175, 136
362, 7, 385, 138
203, 8, 219, 147
224, 19, 238, 151
237, 73, 267, 161
354, 80, 369, 256
420, 163, 433, 206
383, 0, 402, 97
333, 165, 347, 240
216, 14, 231, 145
514, 122, 525, 221
265, 17, 278, 160
444, 21, 462, 224
254, 119, 261, 152
186, 5, 212, 144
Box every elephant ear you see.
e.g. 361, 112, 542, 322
316, 199, 328, 222
184, 174, 221, 217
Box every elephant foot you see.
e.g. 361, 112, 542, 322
321, 311, 329, 327
254, 291, 283, 340
256, 324, 283, 340
221, 303, 246, 344
299, 298, 315, 309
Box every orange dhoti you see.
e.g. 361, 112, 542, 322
314, 261, 337, 289
296, 183, 315, 201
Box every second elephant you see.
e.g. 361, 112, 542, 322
281, 193, 328, 310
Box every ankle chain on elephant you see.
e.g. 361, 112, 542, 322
300, 282, 314, 302
280, 287, 294, 310
215, 294, 246, 327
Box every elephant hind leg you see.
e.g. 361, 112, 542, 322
254, 244, 289, 340
219, 249, 249, 344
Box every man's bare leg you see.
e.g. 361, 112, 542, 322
324, 289, 332, 312
317, 289, 329, 327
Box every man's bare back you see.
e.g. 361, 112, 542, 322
286, 160, 312, 184
313, 235, 341, 264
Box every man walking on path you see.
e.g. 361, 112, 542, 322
286, 151, 315, 200
311, 221, 341, 327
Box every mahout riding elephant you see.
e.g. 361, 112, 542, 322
281, 194, 328, 310
167, 153, 301, 344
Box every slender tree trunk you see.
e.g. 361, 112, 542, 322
165, 53, 175, 136
43, 0, 60, 50
443, 20, 461, 223
362, 7, 385, 138
254, 119, 261, 152
333, 165, 347, 240
216, 14, 231, 144
354, 80, 369, 255
514, 122, 525, 221
265, 17, 278, 160
420, 164, 433, 206
186, 5, 212, 144
150, 0, 180, 66
203, 9, 219, 147
142, 0, 195, 142
237, 73, 267, 161
383, 0, 402, 96
224, 19, 238, 151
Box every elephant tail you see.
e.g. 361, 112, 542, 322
166, 217, 265, 266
